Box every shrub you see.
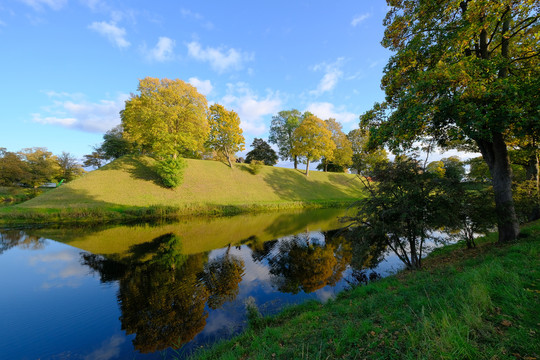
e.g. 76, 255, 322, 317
155, 158, 187, 188
248, 160, 264, 175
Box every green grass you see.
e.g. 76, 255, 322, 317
0, 156, 365, 224
0, 186, 43, 206
191, 221, 540, 360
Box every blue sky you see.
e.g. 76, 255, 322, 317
1, 0, 394, 165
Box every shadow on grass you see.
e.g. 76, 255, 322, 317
262, 168, 361, 201
103, 156, 165, 188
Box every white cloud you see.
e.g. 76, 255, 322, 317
19, 0, 67, 11
180, 8, 214, 30
310, 58, 345, 96
143, 36, 175, 62
89, 21, 130, 48
351, 13, 371, 27
188, 77, 213, 96
221, 83, 282, 136
187, 41, 253, 73
32, 92, 129, 133
306, 102, 357, 125
85, 334, 125, 360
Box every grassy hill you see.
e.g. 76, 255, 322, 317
2, 156, 365, 222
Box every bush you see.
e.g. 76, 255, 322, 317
155, 158, 187, 188
248, 160, 264, 175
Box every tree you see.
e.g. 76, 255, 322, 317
83, 148, 106, 169
442, 156, 466, 182
121, 77, 209, 159
18, 148, 59, 189
206, 104, 245, 168
0, 148, 28, 186
56, 152, 83, 182
319, 118, 353, 172
352, 157, 452, 269
291, 114, 335, 176
347, 129, 387, 176
100, 125, 134, 160
245, 138, 278, 165
269, 109, 303, 169
361, 1, 539, 242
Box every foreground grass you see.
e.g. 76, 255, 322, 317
0, 156, 365, 224
192, 222, 540, 360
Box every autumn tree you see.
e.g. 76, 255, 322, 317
318, 118, 353, 172
121, 77, 209, 159
245, 138, 278, 165
361, 1, 539, 242
18, 148, 59, 189
291, 114, 335, 176
269, 109, 303, 169
0, 148, 28, 186
206, 104, 245, 168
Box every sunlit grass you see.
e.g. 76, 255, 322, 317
0, 156, 365, 224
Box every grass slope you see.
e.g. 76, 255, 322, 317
17, 156, 364, 211
192, 223, 540, 360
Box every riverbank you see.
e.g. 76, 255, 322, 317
191, 222, 540, 359
0, 156, 365, 226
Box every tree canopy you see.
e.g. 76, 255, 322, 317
245, 138, 278, 166
361, 0, 539, 242
291, 114, 336, 176
206, 104, 245, 167
319, 118, 353, 172
269, 109, 303, 169
121, 77, 209, 159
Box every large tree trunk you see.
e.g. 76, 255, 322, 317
305, 159, 310, 177
476, 132, 520, 243
294, 155, 298, 170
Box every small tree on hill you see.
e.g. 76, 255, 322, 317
245, 138, 278, 166
291, 114, 335, 176
206, 104, 245, 168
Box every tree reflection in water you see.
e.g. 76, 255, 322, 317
0, 230, 46, 254
77, 227, 385, 353
200, 244, 245, 310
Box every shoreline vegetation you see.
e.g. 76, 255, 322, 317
191, 221, 540, 360
0, 155, 365, 226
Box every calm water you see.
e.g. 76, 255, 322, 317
0, 208, 403, 359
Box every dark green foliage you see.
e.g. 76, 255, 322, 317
447, 185, 497, 248
245, 138, 278, 166
316, 161, 347, 173
352, 157, 452, 269
441, 156, 465, 182
155, 158, 187, 188
100, 125, 134, 160
83, 148, 106, 169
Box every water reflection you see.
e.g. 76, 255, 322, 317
0, 208, 390, 358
